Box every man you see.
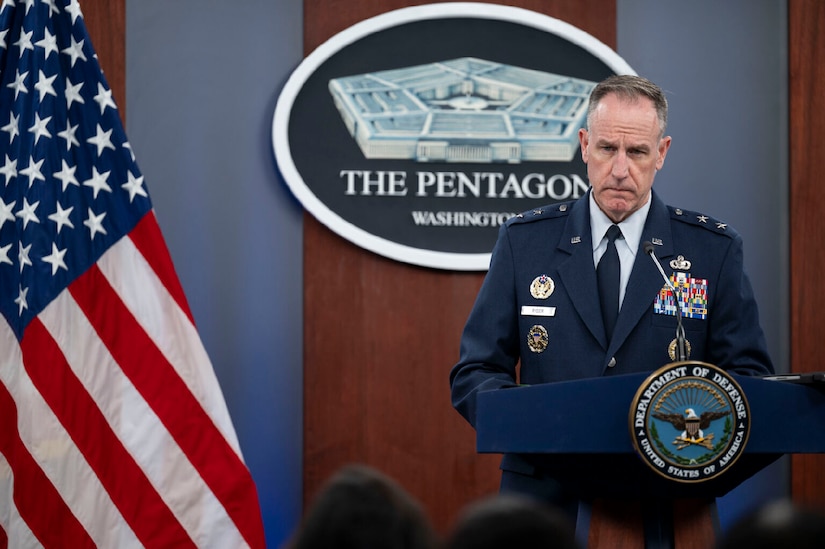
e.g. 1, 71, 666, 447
449, 75, 774, 512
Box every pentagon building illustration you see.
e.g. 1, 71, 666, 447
328, 57, 596, 163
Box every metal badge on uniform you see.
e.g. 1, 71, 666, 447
527, 325, 549, 353
670, 255, 692, 271
529, 274, 555, 299
668, 338, 692, 361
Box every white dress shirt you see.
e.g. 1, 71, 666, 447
589, 191, 652, 309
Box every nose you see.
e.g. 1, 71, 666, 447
611, 151, 629, 179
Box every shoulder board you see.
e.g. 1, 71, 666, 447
668, 205, 738, 238
506, 201, 573, 226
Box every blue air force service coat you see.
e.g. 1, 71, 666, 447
450, 191, 774, 466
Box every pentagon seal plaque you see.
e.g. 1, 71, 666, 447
629, 361, 750, 483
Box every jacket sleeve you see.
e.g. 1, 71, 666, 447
449, 223, 522, 428
706, 232, 774, 376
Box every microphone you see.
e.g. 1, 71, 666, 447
643, 241, 687, 361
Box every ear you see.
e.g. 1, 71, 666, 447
656, 136, 672, 170
579, 128, 590, 163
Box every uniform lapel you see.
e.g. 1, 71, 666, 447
556, 196, 608, 347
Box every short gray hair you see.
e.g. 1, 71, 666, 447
586, 74, 668, 137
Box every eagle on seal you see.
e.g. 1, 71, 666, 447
653, 407, 729, 441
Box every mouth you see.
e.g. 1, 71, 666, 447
605, 187, 630, 194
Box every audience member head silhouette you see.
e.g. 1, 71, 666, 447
285, 463, 437, 549
446, 494, 580, 549
716, 499, 825, 549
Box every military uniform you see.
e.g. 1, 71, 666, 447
450, 189, 773, 497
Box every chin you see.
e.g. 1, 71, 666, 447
608, 206, 635, 223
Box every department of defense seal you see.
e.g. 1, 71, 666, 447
527, 325, 549, 353
530, 275, 555, 299
629, 361, 750, 483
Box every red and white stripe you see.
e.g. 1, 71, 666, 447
0, 212, 265, 548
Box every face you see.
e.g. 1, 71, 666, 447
578, 93, 671, 223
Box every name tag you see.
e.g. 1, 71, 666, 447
521, 306, 556, 317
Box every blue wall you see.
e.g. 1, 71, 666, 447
126, 1, 788, 546
126, 1, 305, 545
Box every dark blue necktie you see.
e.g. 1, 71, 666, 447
598, 224, 622, 340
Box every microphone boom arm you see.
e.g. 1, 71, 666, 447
643, 241, 688, 362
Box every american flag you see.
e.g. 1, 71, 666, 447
0, 1, 265, 547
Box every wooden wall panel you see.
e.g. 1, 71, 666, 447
789, 0, 825, 511
82, 0, 126, 123
304, 0, 615, 52
302, 0, 617, 533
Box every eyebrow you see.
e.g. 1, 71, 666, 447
595, 137, 651, 153
627, 143, 651, 153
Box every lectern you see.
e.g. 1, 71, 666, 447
476, 371, 825, 548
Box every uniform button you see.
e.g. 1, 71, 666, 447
607, 357, 616, 368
